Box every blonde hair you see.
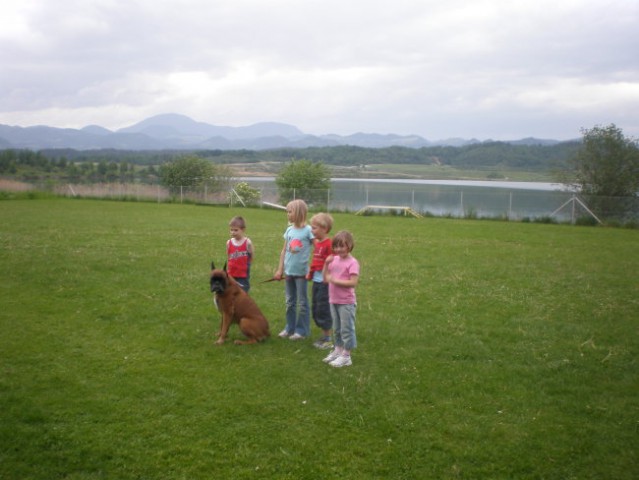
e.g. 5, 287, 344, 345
229, 216, 246, 229
332, 230, 355, 252
286, 199, 308, 227
310, 212, 334, 233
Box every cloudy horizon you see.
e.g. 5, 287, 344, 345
1, 0, 638, 141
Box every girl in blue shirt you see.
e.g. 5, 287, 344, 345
274, 199, 314, 340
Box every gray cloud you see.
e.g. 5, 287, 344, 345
0, 0, 637, 140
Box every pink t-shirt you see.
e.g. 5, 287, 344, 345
327, 254, 360, 305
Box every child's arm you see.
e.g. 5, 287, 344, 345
306, 238, 316, 280
329, 273, 359, 288
322, 255, 334, 283
274, 240, 286, 280
247, 238, 254, 262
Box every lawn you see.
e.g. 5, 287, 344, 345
1, 198, 637, 479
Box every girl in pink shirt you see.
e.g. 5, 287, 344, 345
322, 231, 360, 368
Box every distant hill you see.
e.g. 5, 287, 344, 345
0, 113, 568, 151
81, 125, 112, 136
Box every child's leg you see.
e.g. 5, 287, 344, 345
322, 303, 343, 362
339, 304, 357, 355
313, 281, 332, 338
326, 304, 356, 367
311, 282, 321, 328
330, 304, 343, 352
284, 277, 297, 334
293, 276, 310, 337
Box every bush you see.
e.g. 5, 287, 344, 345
229, 181, 261, 206
575, 215, 599, 226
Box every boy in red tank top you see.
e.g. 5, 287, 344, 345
226, 216, 253, 293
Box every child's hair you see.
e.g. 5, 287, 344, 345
332, 230, 355, 252
310, 212, 334, 233
229, 216, 246, 229
286, 199, 308, 226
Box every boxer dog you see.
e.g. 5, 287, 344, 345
209, 262, 270, 345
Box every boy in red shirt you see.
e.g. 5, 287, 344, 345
226, 216, 253, 293
308, 213, 334, 349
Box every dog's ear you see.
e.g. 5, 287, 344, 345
211, 261, 215, 270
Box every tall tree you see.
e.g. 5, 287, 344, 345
160, 155, 231, 194
569, 124, 639, 196
275, 159, 331, 206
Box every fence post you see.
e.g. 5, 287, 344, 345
509, 191, 513, 220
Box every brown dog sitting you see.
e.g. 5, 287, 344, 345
210, 262, 270, 345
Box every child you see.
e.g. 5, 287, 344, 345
226, 216, 253, 293
322, 231, 360, 368
308, 212, 334, 349
274, 199, 314, 340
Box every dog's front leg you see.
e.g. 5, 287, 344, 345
215, 308, 223, 337
215, 312, 231, 345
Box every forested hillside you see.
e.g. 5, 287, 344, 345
52, 140, 579, 167
1, 141, 580, 183
244, 141, 580, 169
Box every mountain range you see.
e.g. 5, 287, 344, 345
0, 113, 563, 151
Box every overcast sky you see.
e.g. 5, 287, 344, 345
1, 0, 637, 141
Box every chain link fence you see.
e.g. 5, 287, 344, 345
239, 183, 639, 225
2, 177, 638, 225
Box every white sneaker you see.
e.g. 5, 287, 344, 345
289, 333, 305, 341
330, 355, 352, 368
322, 350, 341, 363
278, 329, 290, 338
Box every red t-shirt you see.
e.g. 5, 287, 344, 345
309, 237, 333, 275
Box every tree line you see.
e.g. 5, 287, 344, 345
1, 142, 569, 184
0, 149, 159, 183
3, 140, 581, 172
2, 124, 637, 199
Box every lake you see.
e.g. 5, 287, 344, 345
237, 177, 580, 221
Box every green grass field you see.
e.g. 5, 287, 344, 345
1, 198, 637, 479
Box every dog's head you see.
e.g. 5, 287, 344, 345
210, 262, 229, 294
211, 262, 229, 294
